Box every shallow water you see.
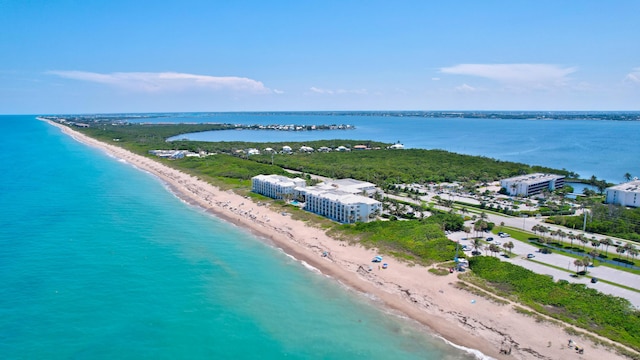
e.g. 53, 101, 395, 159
0, 116, 480, 359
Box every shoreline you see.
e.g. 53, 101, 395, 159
43, 118, 633, 360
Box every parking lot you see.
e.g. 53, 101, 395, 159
449, 229, 640, 308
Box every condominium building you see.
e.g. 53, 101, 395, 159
251, 175, 381, 223
251, 174, 306, 199
605, 180, 640, 208
301, 187, 381, 224
500, 173, 565, 197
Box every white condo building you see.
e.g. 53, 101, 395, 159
252, 175, 381, 223
301, 188, 381, 224
251, 174, 306, 199
605, 180, 640, 208
500, 173, 565, 197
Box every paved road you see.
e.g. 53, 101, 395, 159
282, 174, 640, 308
451, 230, 640, 308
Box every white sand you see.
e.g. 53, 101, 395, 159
45, 119, 634, 360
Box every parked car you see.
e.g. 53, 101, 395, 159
486, 237, 494, 241
471, 250, 482, 256
591, 277, 598, 283
499, 233, 510, 238
527, 253, 535, 259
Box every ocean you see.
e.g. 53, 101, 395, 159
162, 112, 640, 183
0, 115, 479, 359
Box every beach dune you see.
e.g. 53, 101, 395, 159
45, 118, 633, 360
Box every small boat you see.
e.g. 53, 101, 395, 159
372, 256, 383, 263
382, 263, 388, 269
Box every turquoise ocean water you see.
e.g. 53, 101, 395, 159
0, 116, 479, 359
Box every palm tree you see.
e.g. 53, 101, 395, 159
531, 224, 539, 236
489, 244, 500, 257
504, 241, 514, 256
582, 256, 591, 273
623, 243, 634, 262
568, 232, 576, 249
600, 238, 613, 257
473, 220, 487, 238
629, 247, 639, 265
578, 234, 589, 251
616, 245, 626, 261
590, 238, 600, 251
538, 226, 547, 242
573, 259, 583, 273
472, 238, 483, 254
557, 230, 567, 247
624, 172, 633, 181
589, 250, 599, 266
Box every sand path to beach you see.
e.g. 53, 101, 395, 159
45, 119, 634, 360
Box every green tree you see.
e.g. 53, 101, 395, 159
582, 256, 591, 273
504, 241, 514, 256
473, 220, 487, 238
573, 259, 583, 273
600, 238, 613, 257
624, 172, 632, 181
589, 250, 599, 266
623, 243, 634, 261
629, 247, 639, 265
472, 238, 483, 254
568, 232, 576, 249
578, 234, 588, 251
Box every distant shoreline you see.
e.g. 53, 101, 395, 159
42, 117, 632, 360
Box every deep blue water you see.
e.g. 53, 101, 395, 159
0, 116, 477, 359
162, 113, 640, 183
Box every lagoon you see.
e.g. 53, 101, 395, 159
162, 112, 640, 183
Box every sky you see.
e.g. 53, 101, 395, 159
1, 0, 639, 113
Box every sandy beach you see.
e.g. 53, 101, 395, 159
45, 119, 634, 360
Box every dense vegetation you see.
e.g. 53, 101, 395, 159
81, 123, 232, 150
549, 204, 640, 241
469, 256, 640, 352
177, 155, 289, 180
251, 149, 568, 186
330, 218, 460, 264
74, 122, 569, 186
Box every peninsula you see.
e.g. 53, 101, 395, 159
42, 118, 637, 360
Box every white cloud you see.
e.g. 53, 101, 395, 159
310, 86, 333, 94
309, 86, 367, 95
440, 64, 576, 87
431, 77, 440, 81
454, 83, 477, 93
47, 71, 273, 93
624, 67, 640, 84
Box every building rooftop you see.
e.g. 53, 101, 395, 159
502, 173, 564, 185
253, 174, 304, 186
321, 178, 376, 194
607, 180, 640, 192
